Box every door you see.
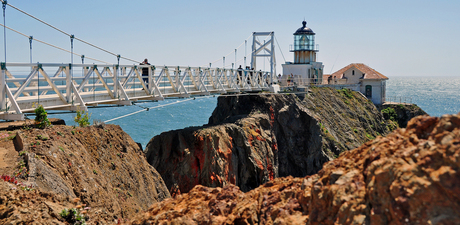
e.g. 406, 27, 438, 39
365, 85, 372, 98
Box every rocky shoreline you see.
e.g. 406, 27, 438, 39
1, 87, 457, 224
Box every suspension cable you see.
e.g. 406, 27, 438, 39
274, 35, 287, 64
104, 97, 196, 123
202, 33, 252, 67
0, 23, 110, 64
0, 0, 139, 64
274, 34, 292, 76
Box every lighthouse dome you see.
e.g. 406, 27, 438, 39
294, 21, 315, 35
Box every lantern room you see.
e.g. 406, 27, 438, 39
291, 21, 317, 64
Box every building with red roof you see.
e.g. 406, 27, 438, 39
323, 63, 389, 104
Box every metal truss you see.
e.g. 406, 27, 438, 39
0, 62, 272, 121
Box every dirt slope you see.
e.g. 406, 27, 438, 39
0, 123, 170, 224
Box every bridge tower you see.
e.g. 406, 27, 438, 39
250, 32, 276, 84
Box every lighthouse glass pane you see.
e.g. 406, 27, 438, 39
294, 34, 315, 51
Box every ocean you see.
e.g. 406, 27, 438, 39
43, 76, 459, 148
45, 96, 219, 149
386, 76, 460, 117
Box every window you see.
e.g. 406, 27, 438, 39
352, 70, 355, 75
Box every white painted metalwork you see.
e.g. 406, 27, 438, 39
251, 32, 276, 85
0, 62, 272, 120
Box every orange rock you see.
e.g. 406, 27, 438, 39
136, 114, 460, 224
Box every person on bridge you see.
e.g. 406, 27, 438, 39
237, 65, 243, 84
140, 59, 151, 89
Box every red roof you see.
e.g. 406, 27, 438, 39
330, 63, 388, 80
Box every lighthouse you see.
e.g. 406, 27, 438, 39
282, 21, 323, 86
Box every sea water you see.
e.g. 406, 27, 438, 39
386, 76, 460, 117
46, 96, 219, 148
43, 76, 459, 149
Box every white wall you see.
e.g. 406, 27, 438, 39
282, 62, 323, 85
282, 64, 311, 86
343, 66, 364, 84
361, 80, 386, 104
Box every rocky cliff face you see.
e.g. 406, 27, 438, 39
378, 103, 428, 128
0, 124, 170, 224
145, 88, 389, 194
133, 113, 460, 224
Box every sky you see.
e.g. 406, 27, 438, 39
1, 0, 459, 78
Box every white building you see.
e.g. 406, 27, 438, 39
281, 21, 324, 86
323, 63, 389, 105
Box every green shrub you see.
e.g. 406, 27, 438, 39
365, 133, 375, 140
34, 104, 50, 129
338, 88, 353, 99
59, 208, 87, 225
386, 119, 399, 131
381, 107, 397, 121
74, 109, 91, 127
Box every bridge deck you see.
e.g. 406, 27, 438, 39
1, 63, 272, 120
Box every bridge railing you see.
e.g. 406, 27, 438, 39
0, 62, 272, 120
384, 96, 413, 104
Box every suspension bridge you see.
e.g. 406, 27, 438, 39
0, 1, 280, 121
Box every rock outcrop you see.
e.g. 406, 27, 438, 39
145, 88, 389, 193
133, 113, 460, 224
378, 103, 428, 128
1, 124, 170, 224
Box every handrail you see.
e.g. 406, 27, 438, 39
0, 62, 273, 120
384, 96, 412, 104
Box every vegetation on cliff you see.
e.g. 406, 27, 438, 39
378, 103, 427, 129
145, 88, 389, 194
301, 87, 388, 158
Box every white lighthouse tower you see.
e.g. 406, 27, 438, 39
282, 21, 323, 86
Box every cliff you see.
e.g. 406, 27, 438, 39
0, 123, 170, 224
378, 103, 428, 128
133, 113, 460, 224
145, 88, 389, 194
